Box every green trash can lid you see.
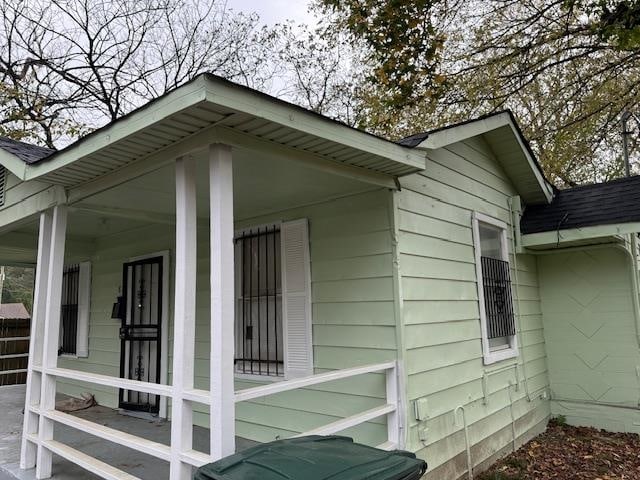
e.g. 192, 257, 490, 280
194, 436, 427, 480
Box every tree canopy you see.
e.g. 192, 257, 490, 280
315, 0, 640, 187
1, 0, 639, 187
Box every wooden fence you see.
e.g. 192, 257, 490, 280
0, 317, 30, 386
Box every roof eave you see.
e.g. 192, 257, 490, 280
414, 112, 553, 204
521, 222, 640, 249
21, 74, 425, 186
0, 148, 29, 180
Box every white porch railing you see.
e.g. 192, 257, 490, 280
24, 360, 400, 480
235, 360, 401, 450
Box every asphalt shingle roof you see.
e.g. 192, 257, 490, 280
521, 175, 640, 234
0, 136, 55, 164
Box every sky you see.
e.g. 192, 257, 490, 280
227, 0, 316, 25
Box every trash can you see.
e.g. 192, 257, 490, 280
194, 435, 427, 480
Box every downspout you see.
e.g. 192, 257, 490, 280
508, 196, 532, 401
615, 236, 640, 348
389, 189, 409, 449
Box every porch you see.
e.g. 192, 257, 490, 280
0, 384, 258, 480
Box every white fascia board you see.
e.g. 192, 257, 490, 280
202, 77, 426, 171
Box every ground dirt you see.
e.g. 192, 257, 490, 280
478, 419, 640, 480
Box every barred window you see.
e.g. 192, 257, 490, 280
59, 264, 80, 355
234, 226, 284, 377
58, 262, 91, 357
472, 213, 518, 364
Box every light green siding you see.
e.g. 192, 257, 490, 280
538, 245, 640, 432
397, 137, 550, 478
58, 188, 395, 446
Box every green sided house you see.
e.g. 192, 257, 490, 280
1, 73, 640, 480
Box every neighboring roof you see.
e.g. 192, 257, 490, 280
0, 73, 425, 187
0, 137, 55, 164
521, 175, 640, 234
399, 111, 554, 205
0, 302, 30, 319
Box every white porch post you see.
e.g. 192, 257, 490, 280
36, 205, 67, 479
170, 156, 198, 480
20, 211, 53, 469
209, 143, 235, 460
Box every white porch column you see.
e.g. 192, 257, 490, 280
209, 144, 235, 460
170, 156, 198, 480
20, 211, 53, 469
36, 205, 67, 479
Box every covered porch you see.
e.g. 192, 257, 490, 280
0, 75, 424, 480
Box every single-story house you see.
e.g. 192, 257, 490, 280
1, 73, 639, 480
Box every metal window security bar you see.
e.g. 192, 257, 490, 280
59, 264, 79, 355
235, 226, 284, 377
480, 256, 516, 339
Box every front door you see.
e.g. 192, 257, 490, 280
118, 256, 163, 413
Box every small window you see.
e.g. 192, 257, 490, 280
234, 226, 284, 377
59, 264, 80, 355
472, 212, 518, 364
58, 262, 91, 357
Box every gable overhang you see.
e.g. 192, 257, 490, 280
0, 148, 31, 179
522, 222, 640, 250
16, 74, 425, 193
415, 112, 554, 205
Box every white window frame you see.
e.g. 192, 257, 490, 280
471, 212, 518, 365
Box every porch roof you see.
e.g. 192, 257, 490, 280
0, 74, 425, 189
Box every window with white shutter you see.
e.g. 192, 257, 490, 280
233, 219, 312, 379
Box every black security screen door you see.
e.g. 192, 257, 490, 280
119, 256, 163, 413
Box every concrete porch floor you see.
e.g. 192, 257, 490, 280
0, 385, 257, 480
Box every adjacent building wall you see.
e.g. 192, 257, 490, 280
57, 187, 396, 446
538, 244, 640, 432
396, 136, 550, 479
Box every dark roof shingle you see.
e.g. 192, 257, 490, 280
0, 136, 55, 164
521, 175, 640, 234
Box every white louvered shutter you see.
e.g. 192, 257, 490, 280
281, 218, 313, 379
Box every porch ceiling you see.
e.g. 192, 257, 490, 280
21, 74, 425, 189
